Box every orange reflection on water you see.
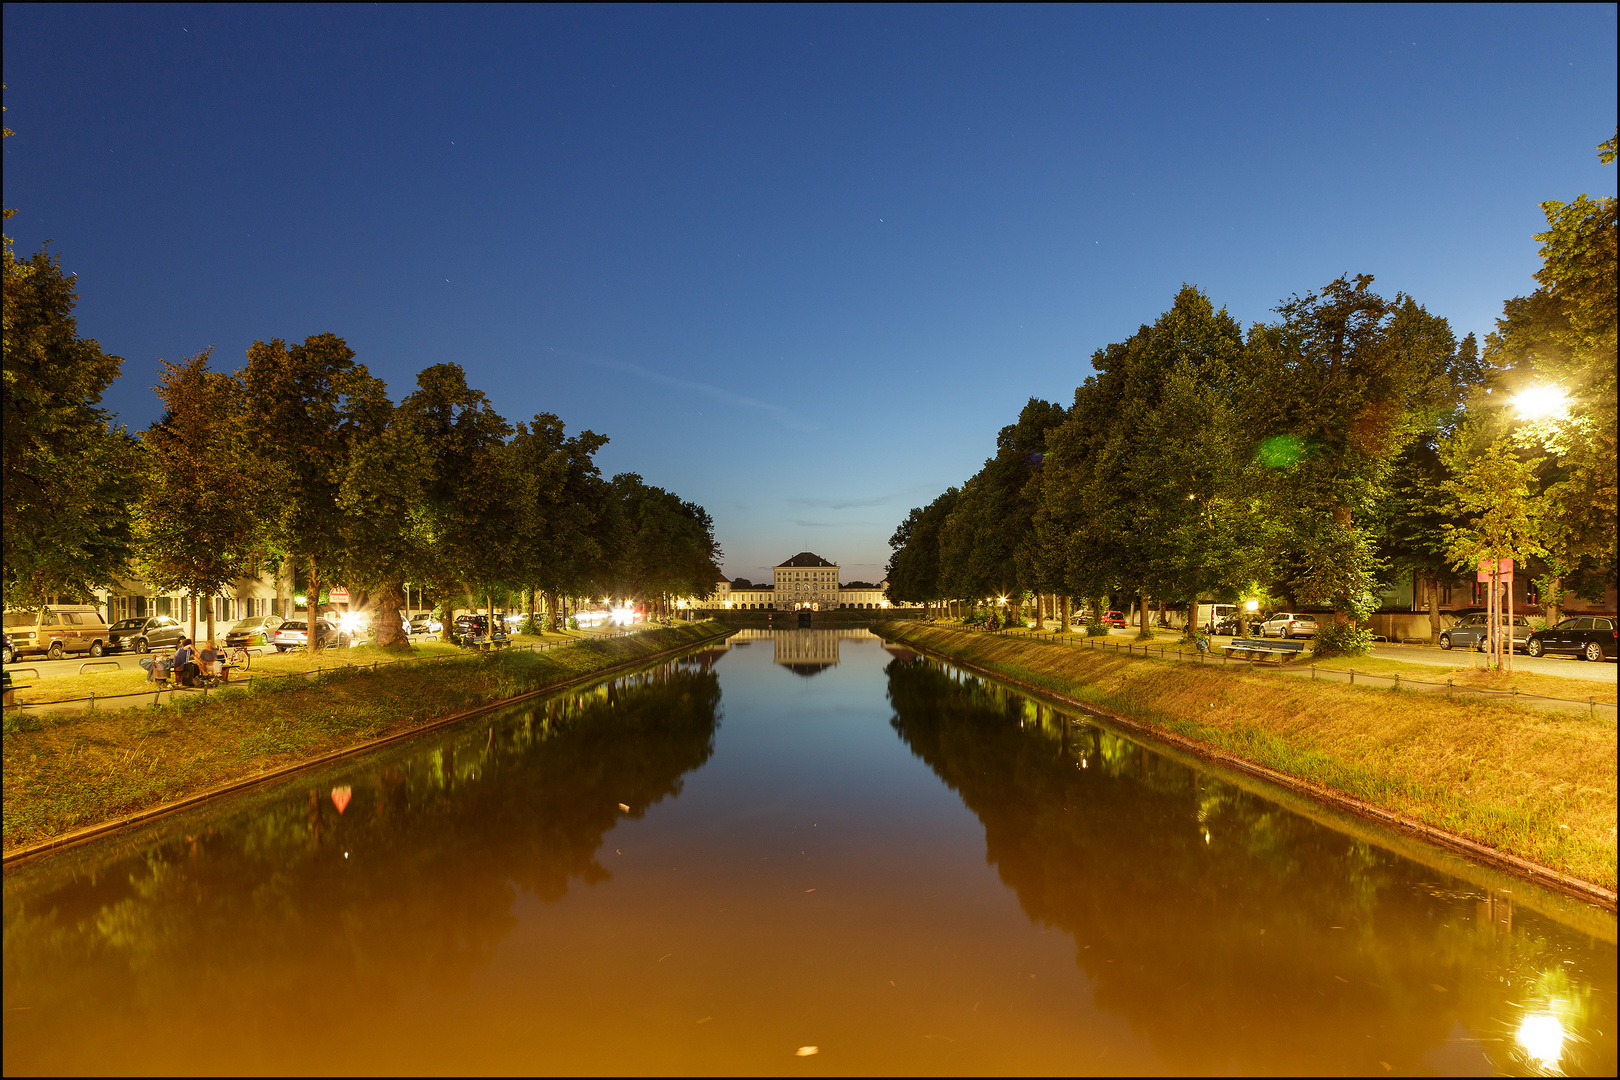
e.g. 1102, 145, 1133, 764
3, 631, 1615, 1074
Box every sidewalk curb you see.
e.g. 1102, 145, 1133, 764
3, 624, 731, 869
879, 624, 1617, 913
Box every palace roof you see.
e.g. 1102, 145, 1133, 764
777, 552, 836, 568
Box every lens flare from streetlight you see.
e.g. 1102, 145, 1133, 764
1512, 385, 1568, 420
1516, 1011, 1564, 1071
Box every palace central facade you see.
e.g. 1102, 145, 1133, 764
774, 551, 839, 610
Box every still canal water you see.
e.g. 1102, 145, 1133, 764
4, 628, 1615, 1075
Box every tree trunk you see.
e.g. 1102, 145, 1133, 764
275, 555, 290, 621
308, 556, 322, 652
1034, 592, 1045, 631
375, 581, 408, 649
205, 595, 216, 648
1332, 503, 1353, 625
188, 591, 198, 643
1544, 574, 1562, 627
1425, 570, 1441, 644
1060, 595, 1071, 632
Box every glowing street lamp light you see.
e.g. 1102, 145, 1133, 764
1510, 385, 1569, 420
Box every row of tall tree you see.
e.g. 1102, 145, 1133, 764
140, 341, 720, 646
887, 135, 1616, 655
5, 230, 719, 650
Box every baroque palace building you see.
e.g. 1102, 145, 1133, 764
695, 552, 896, 611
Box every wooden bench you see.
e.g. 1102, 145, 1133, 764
1223, 637, 1307, 662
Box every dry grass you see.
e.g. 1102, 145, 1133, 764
2, 622, 724, 853
884, 623, 1618, 890
980, 625, 1614, 704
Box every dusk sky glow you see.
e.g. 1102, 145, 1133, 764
4, 4, 1615, 582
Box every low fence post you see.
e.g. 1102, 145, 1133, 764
1349, 668, 1355, 685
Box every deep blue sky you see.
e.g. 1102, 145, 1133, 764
5, 4, 1615, 584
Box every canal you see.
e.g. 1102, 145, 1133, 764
3, 628, 1614, 1074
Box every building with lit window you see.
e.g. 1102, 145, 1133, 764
682, 553, 897, 611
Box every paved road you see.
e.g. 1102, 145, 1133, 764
1364, 643, 1617, 683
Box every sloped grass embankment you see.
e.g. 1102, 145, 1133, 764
3, 623, 725, 854
882, 623, 1617, 894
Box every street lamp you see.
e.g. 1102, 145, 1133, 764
1510, 385, 1568, 420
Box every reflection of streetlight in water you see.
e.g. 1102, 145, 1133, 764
1517, 1011, 1565, 1072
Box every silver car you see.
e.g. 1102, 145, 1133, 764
1259, 613, 1320, 639
1439, 613, 1533, 652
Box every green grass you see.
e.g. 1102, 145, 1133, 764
2, 622, 726, 853
881, 622, 1617, 891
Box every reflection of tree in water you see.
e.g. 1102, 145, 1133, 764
885, 659, 1615, 1076
5, 663, 721, 1034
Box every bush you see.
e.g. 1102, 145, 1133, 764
1085, 621, 1109, 636
1312, 620, 1375, 657
517, 616, 541, 635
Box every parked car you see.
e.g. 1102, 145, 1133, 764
224, 615, 284, 649
3, 633, 13, 666
4, 605, 113, 660
1212, 615, 1244, 636
1098, 610, 1127, 628
106, 615, 187, 654
1439, 612, 1533, 652
1258, 612, 1319, 639
408, 613, 443, 635
454, 614, 490, 637
1525, 617, 1617, 661
271, 620, 349, 652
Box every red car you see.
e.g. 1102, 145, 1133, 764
1100, 610, 1127, 628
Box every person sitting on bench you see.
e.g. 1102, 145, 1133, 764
199, 640, 220, 684
173, 638, 201, 687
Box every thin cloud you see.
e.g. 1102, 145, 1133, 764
588, 355, 817, 431
785, 493, 903, 510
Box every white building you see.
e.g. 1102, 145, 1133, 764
683, 552, 897, 611
774, 552, 840, 610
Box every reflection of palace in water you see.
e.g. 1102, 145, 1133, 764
727, 627, 878, 676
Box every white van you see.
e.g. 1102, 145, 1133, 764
1193, 603, 1237, 632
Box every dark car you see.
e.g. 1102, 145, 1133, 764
454, 614, 490, 637
3, 633, 12, 666
107, 616, 187, 654
1526, 616, 1617, 662
1439, 612, 1533, 653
